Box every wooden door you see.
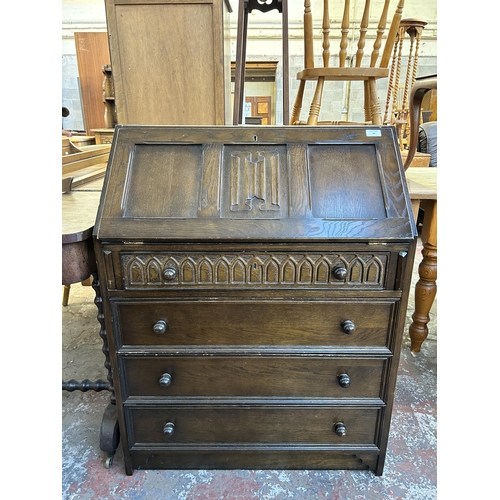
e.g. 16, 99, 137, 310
74, 32, 110, 135
245, 96, 272, 125
104, 0, 231, 125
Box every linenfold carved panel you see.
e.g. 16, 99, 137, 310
221, 146, 287, 219
95, 126, 417, 242
121, 252, 388, 289
229, 151, 280, 212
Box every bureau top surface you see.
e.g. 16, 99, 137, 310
94, 125, 417, 242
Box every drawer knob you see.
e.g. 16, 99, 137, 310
153, 320, 168, 335
341, 320, 356, 335
337, 373, 351, 388
159, 373, 172, 387
163, 267, 178, 281
163, 422, 175, 437
333, 422, 347, 437
332, 265, 347, 281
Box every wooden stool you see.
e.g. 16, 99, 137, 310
233, 0, 289, 125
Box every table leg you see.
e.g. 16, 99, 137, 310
62, 284, 71, 306
409, 200, 437, 352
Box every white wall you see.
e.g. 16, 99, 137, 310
62, 0, 437, 130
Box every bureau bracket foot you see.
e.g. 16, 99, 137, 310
100, 402, 120, 468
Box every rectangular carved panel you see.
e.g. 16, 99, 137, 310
122, 145, 202, 218
308, 144, 386, 219
221, 146, 288, 219
120, 251, 389, 289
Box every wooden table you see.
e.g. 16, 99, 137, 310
62, 191, 102, 302
405, 166, 437, 352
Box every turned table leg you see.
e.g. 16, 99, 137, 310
409, 200, 437, 352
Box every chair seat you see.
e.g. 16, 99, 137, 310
297, 67, 389, 82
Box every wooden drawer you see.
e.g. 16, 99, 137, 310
121, 356, 386, 399
128, 448, 380, 471
126, 406, 381, 446
112, 299, 396, 347
121, 251, 391, 290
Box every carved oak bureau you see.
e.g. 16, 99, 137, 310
93, 125, 417, 476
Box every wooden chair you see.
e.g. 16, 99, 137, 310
291, 0, 405, 126
403, 75, 437, 171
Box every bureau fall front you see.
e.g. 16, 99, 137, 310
93, 125, 417, 475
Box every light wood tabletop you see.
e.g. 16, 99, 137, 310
62, 191, 102, 242
62, 190, 102, 304
406, 166, 437, 201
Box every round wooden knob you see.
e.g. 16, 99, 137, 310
333, 422, 347, 437
337, 373, 351, 388
159, 373, 172, 387
153, 319, 168, 335
163, 267, 178, 281
163, 422, 175, 437
341, 320, 355, 335
332, 265, 347, 280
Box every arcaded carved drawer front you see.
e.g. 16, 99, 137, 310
127, 406, 380, 446
122, 356, 386, 398
121, 252, 390, 289
113, 299, 395, 347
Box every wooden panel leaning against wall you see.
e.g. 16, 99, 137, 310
74, 32, 111, 136
104, 0, 233, 125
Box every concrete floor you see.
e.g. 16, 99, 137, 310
62, 239, 437, 499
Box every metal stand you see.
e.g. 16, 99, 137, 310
233, 0, 289, 125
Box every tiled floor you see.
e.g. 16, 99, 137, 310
62, 240, 437, 499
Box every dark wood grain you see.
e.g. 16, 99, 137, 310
113, 299, 394, 347
130, 448, 379, 471
93, 125, 416, 475
95, 125, 415, 241
122, 356, 386, 398
128, 406, 380, 445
